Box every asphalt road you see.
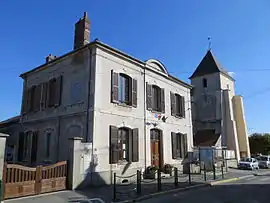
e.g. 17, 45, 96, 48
141, 174, 270, 203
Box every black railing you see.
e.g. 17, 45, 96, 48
112, 162, 227, 202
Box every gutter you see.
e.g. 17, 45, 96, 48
86, 48, 92, 142
143, 65, 147, 169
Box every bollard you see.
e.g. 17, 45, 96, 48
221, 164, 224, 179
113, 173, 116, 201
136, 170, 141, 195
213, 164, 216, 180
157, 169, 162, 191
188, 163, 191, 184
204, 163, 207, 182
174, 167, 178, 187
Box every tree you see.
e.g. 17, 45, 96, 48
249, 133, 270, 155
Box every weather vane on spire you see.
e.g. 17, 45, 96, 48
208, 36, 212, 51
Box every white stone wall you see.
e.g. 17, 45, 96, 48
91, 47, 193, 184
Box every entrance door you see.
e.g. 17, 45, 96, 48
150, 129, 163, 167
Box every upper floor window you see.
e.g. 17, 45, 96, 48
109, 126, 139, 164
171, 132, 187, 159
111, 70, 137, 107
203, 78, 207, 88
146, 83, 165, 113
171, 92, 185, 118
22, 76, 62, 113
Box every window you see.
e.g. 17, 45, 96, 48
146, 83, 165, 113
23, 76, 62, 113
48, 79, 57, 107
109, 126, 139, 164
203, 78, 207, 88
18, 132, 30, 161
46, 132, 51, 158
171, 132, 187, 159
111, 70, 137, 107
118, 128, 129, 161
171, 92, 185, 118
119, 74, 131, 104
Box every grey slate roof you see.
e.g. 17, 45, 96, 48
189, 50, 234, 81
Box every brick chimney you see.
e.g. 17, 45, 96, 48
46, 54, 57, 63
73, 12, 90, 50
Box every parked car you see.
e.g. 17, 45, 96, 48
238, 157, 259, 170
258, 155, 270, 168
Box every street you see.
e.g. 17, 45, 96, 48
141, 174, 270, 203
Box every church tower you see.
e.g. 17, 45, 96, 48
190, 50, 250, 160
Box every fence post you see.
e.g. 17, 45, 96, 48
188, 163, 191, 184
1, 162, 7, 202
35, 165, 42, 195
213, 164, 216, 180
157, 169, 161, 191
221, 163, 224, 179
113, 173, 116, 201
204, 163, 207, 182
174, 167, 178, 187
136, 170, 141, 195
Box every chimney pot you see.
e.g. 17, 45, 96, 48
46, 54, 57, 63
73, 12, 90, 50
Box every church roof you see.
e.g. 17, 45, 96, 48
189, 50, 234, 81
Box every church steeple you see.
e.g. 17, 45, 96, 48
189, 50, 234, 81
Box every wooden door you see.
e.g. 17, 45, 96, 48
150, 129, 163, 167
151, 140, 160, 166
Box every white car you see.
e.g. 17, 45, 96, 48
258, 155, 270, 168
238, 158, 259, 170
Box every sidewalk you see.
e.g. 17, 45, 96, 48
5, 168, 270, 203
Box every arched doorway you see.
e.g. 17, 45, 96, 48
150, 129, 163, 167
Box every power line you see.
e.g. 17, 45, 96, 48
244, 87, 270, 100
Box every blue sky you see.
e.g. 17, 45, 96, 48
0, 0, 269, 133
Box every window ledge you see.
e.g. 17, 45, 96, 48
174, 115, 185, 119
115, 102, 133, 108
150, 110, 163, 114
118, 160, 132, 165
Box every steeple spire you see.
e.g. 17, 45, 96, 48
207, 36, 212, 51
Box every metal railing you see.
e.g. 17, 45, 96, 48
112, 162, 227, 202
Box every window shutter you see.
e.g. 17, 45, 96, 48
180, 134, 188, 158
132, 79, 137, 107
34, 84, 42, 111
132, 128, 139, 162
160, 88, 165, 113
109, 125, 119, 164
180, 96, 185, 118
55, 76, 63, 106
183, 134, 188, 157
26, 88, 32, 112
18, 132, 25, 161
48, 79, 54, 107
170, 92, 176, 116
146, 83, 152, 110
111, 70, 119, 103
41, 82, 48, 110
171, 132, 177, 159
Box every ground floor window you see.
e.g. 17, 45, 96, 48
171, 132, 188, 159
109, 126, 139, 164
